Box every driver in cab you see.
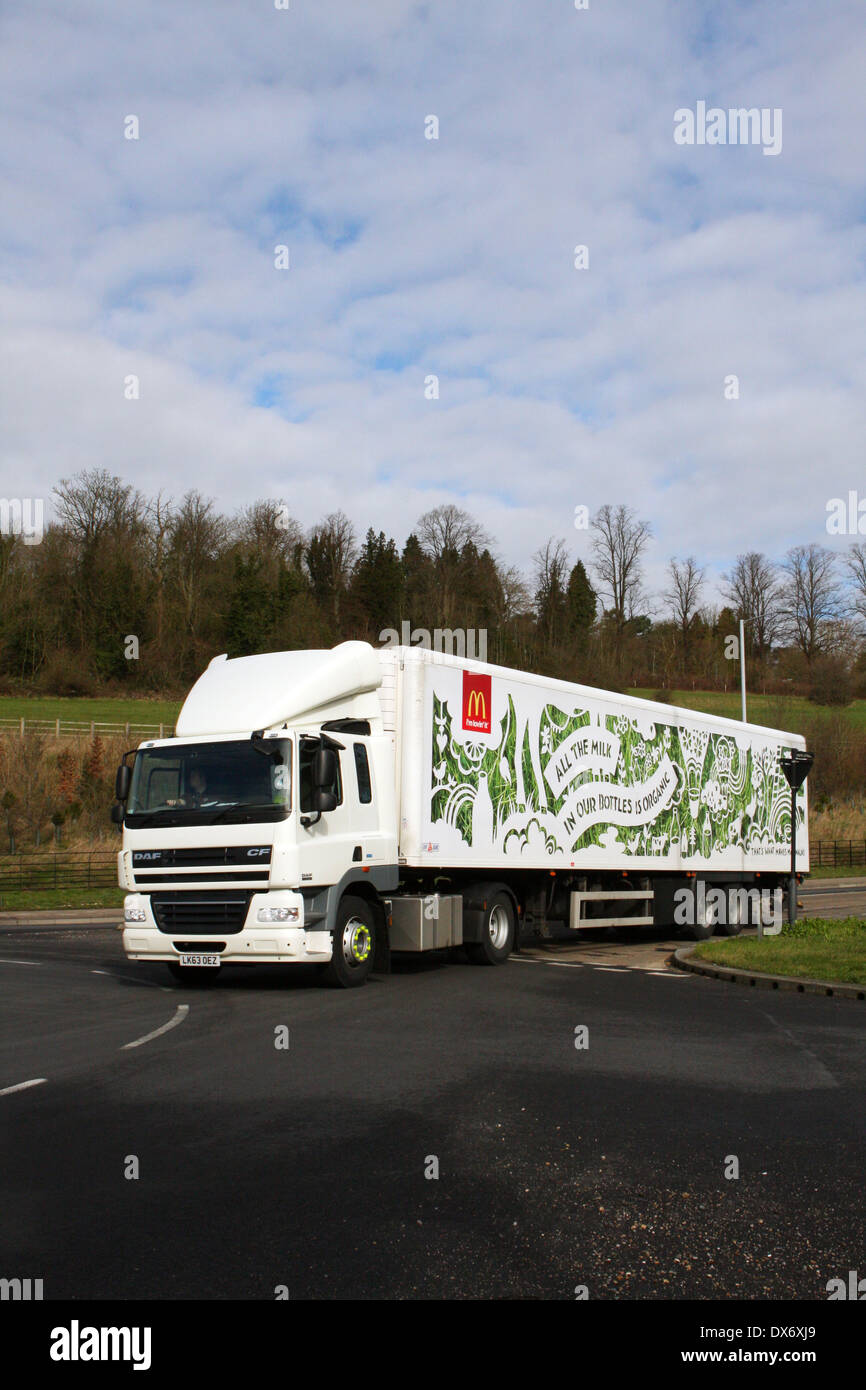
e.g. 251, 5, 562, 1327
166, 766, 214, 809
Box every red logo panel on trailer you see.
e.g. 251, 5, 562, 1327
462, 671, 492, 733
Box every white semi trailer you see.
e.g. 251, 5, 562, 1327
115, 642, 808, 987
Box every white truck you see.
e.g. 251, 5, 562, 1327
115, 641, 808, 987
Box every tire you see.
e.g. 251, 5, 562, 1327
682, 888, 719, 941
466, 892, 515, 966
168, 963, 220, 985
320, 896, 377, 988
715, 885, 744, 937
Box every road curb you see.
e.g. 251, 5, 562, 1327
674, 945, 866, 1001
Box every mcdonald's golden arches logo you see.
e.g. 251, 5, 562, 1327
462, 671, 492, 733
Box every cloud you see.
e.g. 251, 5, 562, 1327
1, 0, 865, 608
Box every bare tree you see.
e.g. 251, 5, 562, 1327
721, 552, 781, 658
305, 511, 357, 624
415, 504, 490, 561
778, 544, 843, 663
663, 556, 705, 666
497, 564, 531, 624
589, 504, 652, 645
844, 543, 866, 632
169, 492, 229, 635
533, 539, 570, 649
12, 731, 52, 847
143, 491, 175, 651
53, 468, 144, 545
414, 505, 491, 628
234, 500, 304, 570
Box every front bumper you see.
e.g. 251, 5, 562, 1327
121, 890, 332, 965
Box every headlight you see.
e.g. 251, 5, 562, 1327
125, 907, 147, 922
257, 905, 299, 922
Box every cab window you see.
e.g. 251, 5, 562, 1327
353, 743, 372, 804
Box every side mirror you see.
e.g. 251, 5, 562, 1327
308, 746, 338, 817
110, 802, 125, 825
115, 763, 131, 801
312, 747, 337, 790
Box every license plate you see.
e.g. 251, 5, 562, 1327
178, 954, 221, 967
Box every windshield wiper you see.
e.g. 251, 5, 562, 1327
126, 807, 192, 826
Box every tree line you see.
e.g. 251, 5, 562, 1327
2, 468, 866, 703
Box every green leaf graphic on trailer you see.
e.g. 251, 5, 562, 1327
431, 693, 800, 858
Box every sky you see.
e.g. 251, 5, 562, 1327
1, 0, 865, 608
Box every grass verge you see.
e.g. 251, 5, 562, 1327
690, 917, 866, 986
803, 866, 866, 879
0, 887, 125, 912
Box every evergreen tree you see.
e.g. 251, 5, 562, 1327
566, 560, 597, 641
225, 554, 273, 656
401, 533, 432, 625
352, 529, 404, 637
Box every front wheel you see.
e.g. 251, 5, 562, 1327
320, 896, 377, 988
466, 892, 515, 966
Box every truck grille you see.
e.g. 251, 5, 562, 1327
152, 892, 252, 935
133, 847, 272, 867
132, 847, 271, 889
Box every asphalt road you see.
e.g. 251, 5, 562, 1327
800, 876, 866, 920
0, 921, 863, 1301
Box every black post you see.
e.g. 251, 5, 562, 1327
788, 782, 797, 927
779, 749, 813, 929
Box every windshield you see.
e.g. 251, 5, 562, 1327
126, 739, 291, 826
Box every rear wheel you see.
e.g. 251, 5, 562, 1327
683, 889, 719, 941
715, 885, 744, 936
466, 892, 515, 965
320, 896, 376, 988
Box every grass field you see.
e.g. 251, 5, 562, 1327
0, 695, 182, 727
629, 688, 866, 730
0, 689, 863, 733
691, 917, 866, 985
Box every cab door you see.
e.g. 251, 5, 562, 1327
296, 737, 368, 886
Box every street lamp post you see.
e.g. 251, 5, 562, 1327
739, 617, 747, 723
778, 750, 814, 927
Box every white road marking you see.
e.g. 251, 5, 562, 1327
510, 956, 585, 968
0, 1077, 48, 1096
91, 969, 110, 975
512, 955, 691, 977
120, 1004, 189, 1050
0, 958, 42, 966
